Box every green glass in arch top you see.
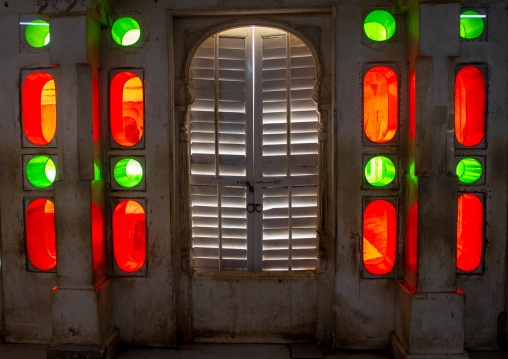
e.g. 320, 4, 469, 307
26, 156, 56, 188
114, 158, 143, 188
111, 17, 141, 46
364, 10, 396, 41
460, 11, 484, 39
456, 158, 482, 184
25, 19, 50, 48
365, 156, 396, 187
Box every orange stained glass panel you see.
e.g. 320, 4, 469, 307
363, 200, 396, 274
457, 194, 483, 271
23, 72, 56, 145
110, 72, 143, 146
113, 200, 146, 272
455, 66, 485, 147
364, 66, 398, 143
26, 199, 56, 270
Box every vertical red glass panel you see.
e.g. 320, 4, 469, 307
113, 200, 146, 272
455, 66, 485, 146
23, 72, 57, 145
457, 194, 483, 271
26, 199, 56, 270
409, 71, 415, 139
110, 72, 143, 146
405, 202, 418, 277
364, 66, 398, 143
91, 203, 105, 272
363, 200, 396, 274
92, 78, 100, 142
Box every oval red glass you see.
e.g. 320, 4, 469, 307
455, 66, 485, 147
363, 200, 396, 274
364, 66, 398, 143
26, 199, 56, 270
23, 72, 57, 145
457, 194, 483, 271
113, 200, 146, 272
110, 72, 144, 146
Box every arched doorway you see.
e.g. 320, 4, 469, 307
178, 25, 326, 342
188, 27, 320, 272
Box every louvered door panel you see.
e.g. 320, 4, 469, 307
220, 186, 248, 270
191, 185, 220, 269
262, 186, 290, 271
190, 27, 318, 271
258, 32, 319, 271
290, 36, 319, 177
262, 35, 288, 177
218, 37, 247, 177
190, 36, 216, 176
291, 186, 318, 270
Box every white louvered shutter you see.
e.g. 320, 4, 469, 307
189, 27, 318, 271
256, 28, 319, 271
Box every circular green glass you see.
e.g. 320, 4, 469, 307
365, 156, 396, 187
111, 17, 141, 46
364, 10, 396, 41
114, 159, 143, 188
26, 156, 56, 188
456, 158, 482, 183
25, 19, 50, 48
460, 11, 484, 39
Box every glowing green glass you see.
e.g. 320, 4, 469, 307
94, 163, 101, 181
25, 20, 50, 48
112, 17, 141, 46
26, 156, 56, 188
365, 156, 396, 187
409, 162, 418, 185
456, 158, 482, 184
364, 10, 396, 41
114, 159, 143, 188
460, 11, 484, 39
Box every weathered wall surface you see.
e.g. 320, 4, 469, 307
455, 2, 508, 350
334, 3, 407, 349
0, 0, 56, 343
104, 0, 175, 346
0, 0, 506, 354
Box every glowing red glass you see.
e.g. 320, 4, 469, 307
455, 66, 485, 147
363, 200, 396, 274
113, 200, 146, 272
23, 72, 56, 145
92, 203, 105, 272
409, 71, 415, 140
26, 199, 56, 270
93, 78, 100, 142
405, 202, 418, 275
457, 194, 483, 271
110, 72, 143, 146
364, 66, 398, 143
